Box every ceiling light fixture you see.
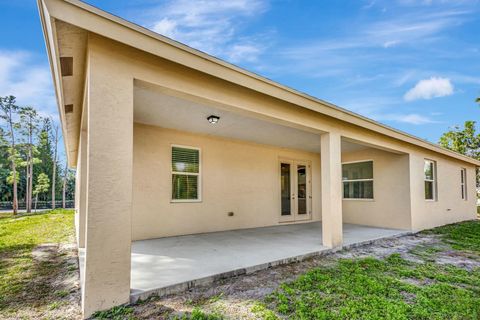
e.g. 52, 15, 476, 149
207, 115, 220, 124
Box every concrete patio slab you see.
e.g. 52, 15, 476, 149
129, 222, 410, 302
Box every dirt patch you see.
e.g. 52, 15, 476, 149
0, 243, 81, 320
434, 250, 480, 270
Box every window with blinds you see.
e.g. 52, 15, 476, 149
171, 146, 201, 201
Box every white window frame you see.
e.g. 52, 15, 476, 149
424, 159, 437, 201
171, 144, 202, 203
461, 168, 467, 200
342, 160, 374, 201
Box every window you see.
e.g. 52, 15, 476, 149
171, 146, 201, 201
424, 160, 436, 201
342, 161, 373, 199
461, 168, 467, 200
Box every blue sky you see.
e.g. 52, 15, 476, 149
1, 0, 479, 145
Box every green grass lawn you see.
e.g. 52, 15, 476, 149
256, 220, 480, 320
0, 209, 75, 315
1, 209, 479, 320
93, 220, 480, 320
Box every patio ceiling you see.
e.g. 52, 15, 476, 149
134, 81, 369, 154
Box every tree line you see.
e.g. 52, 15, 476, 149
0, 95, 74, 215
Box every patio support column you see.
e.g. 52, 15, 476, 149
321, 131, 343, 248
82, 51, 133, 318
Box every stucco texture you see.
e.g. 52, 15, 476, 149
409, 151, 477, 230
341, 148, 412, 230
132, 124, 322, 240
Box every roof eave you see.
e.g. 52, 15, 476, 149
37, 0, 76, 167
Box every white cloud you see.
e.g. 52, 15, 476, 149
342, 97, 438, 125
267, 5, 475, 81
364, 9, 470, 48
224, 43, 262, 63
383, 40, 400, 48
147, 0, 268, 63
403, 77, 454, 101
152, 18, 177, 38
0, 50, 57, 120
280, 9, 469, 59
374, 113, 438, 124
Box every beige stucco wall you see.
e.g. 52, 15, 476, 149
341, 148, 412, 230
83, 33, 477, 242
132, 124, 322, 240
80, 40, 134, 317
409, 150, 477, 231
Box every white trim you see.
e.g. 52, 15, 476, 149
341, 160, 374, 200
342, 159, 374, 165
342, 178, 373, 182
424, 159, 437, 201
171, 144, 201, 151
278, 158, 313, 223
170, 199, 202, 203
171, 144, 202, 203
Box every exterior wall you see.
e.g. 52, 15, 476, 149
341, 148, 412, 230
132, 124, 322, 240
81, 41, 134, 317
409, 150, 477, 231
84, 34, 477, 240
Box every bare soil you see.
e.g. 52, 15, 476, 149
0, 243, 82, 320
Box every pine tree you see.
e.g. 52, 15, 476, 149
18, 107, 41, 213
33, 173, 50, 211
0, 128, 10, 201
0, 96, 20, 214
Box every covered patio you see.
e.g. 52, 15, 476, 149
129, 222, 409, 302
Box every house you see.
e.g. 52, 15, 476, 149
38, 0, 480, 318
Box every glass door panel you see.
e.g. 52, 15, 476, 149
280, 162, 292, 216
297, 165, 307, 215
